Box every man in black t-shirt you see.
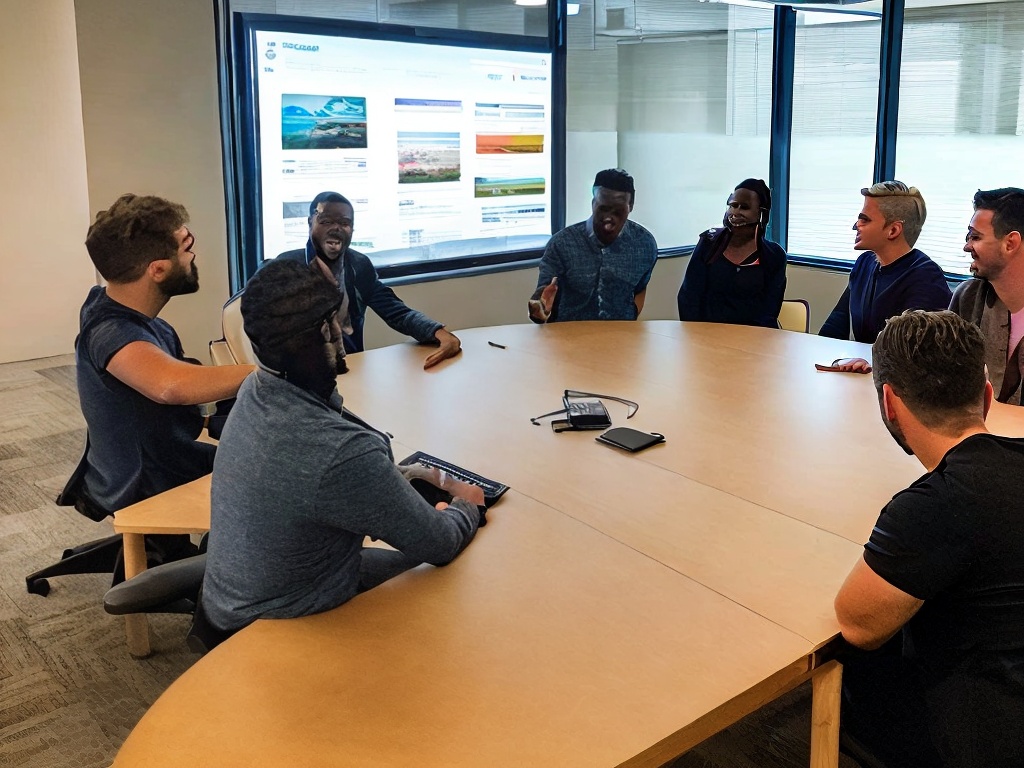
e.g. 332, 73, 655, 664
78, 195, 253, 513
835, 310, 1024, 767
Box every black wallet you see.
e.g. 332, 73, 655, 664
596, 427, 666, 453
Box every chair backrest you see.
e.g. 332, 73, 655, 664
56, 435, 111, 522
210, 292, 256, 366
778, 299, 810, 333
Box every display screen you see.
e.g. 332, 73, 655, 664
245, 19, 559, 270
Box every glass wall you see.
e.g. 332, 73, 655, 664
220, 0, 1024, 285
788, 10, 880, 260
895, 0, 1024, 275
567, 0, 773, 247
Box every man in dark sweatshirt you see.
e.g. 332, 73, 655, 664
201, 260, 482, 637
819, 181, 951, 348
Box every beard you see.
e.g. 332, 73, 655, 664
881, 411, 914, 456
161, 259, 200, 297
282, 339, 341, 400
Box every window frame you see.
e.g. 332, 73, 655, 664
215, 0, 980, 292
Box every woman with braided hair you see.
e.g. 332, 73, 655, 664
677, 178, 788, 328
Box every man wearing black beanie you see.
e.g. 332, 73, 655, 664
200, 259, 482, 639
528, 168, 658, 323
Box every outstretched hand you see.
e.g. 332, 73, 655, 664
816, 357, 872, 374
424, 328, 461, 369
528, 277, 558, 323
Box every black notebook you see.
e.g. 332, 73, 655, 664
595, 427, 666, 453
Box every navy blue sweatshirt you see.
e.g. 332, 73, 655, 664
819, 249, 951, 343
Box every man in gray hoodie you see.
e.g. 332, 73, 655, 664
201, 259, 482, 636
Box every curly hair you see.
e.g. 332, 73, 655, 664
84, 194, 188, 283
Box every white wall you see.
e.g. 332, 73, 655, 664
0, 0, 95, 363
74, 0, 232, 361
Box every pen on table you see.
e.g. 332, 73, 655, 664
488, 341, 506, 349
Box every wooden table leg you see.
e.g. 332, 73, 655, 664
810, 659, 842, 768
121, 532, 151, 658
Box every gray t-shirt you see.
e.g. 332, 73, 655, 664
202, 370, 479, 632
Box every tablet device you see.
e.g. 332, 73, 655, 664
596, 427, 666, 453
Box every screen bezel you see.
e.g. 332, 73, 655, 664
226, 11, 567, 287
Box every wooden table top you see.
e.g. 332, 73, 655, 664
113, 321, 1024, 767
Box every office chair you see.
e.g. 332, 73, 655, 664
778, 299, 810, 333
25, 437, 121, 596
208, 291, 255, 366
103, 553, 234, 654
26, 436, 198, 597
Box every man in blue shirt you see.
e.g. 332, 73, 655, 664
528, 169, 658, 323
277, 191, 461, 370
819, 181, 950, 355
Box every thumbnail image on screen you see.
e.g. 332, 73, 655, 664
281, 94, 367, 150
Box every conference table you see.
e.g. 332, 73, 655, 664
111, 321, 1024, 767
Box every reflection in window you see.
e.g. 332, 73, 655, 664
788, 10, 880, 262
896, 0, 1024, 276
566, 1, 773, 247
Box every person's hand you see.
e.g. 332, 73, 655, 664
424, 328, 461, 369
397, 464, 485, 507
816, 357, 872, 374
528, 277, 558, 323
397, 463, 442, 486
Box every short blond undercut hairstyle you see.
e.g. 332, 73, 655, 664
861, 180, 927, 247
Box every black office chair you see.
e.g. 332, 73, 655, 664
102, 553, 234, 655
25, 437, 122, 596
26, 436, 197, 596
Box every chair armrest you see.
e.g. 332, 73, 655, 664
103, 554, 207, 615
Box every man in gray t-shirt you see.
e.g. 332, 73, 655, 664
202, 260, 483, 635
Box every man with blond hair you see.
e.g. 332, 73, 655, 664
820, 181, 950, 347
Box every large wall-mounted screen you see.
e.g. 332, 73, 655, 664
237, 15, 562, 274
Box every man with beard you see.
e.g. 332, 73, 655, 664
77, 194, 253, 520
834, 310, 1024, 767
950, 187, 1024, 404
528, 168, 658, 323
276, 191, 461, 370
201, 259, 482, 637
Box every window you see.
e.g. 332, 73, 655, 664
567, 1, 773, 247
787, 9, 881, 262
895, 0, 1024, 275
